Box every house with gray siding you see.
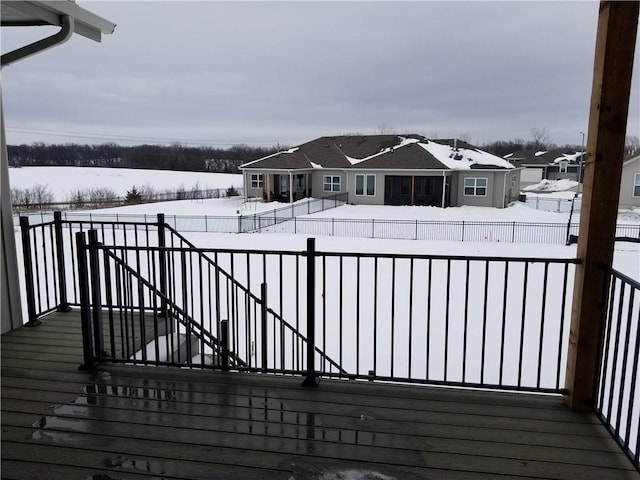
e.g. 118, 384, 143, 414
619, 153, 640, 208
504, 149, 584, 187
241, 135, 520, 208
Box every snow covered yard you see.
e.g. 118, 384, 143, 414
9, 166, 242, 202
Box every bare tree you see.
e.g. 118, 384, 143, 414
376, 123, 395, 135
32, 184, 53, 208
458, 132, 472, 144
625, 135, 640, 156
530, 127, 552, 150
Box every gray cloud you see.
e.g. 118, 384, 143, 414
2, 1, 637, 148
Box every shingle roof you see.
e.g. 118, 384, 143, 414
505, 149, 583, 166
241, 135, 513, 171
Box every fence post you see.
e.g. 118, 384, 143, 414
76, 232, 95, 370
371, 219, 375, 239
461, 220, 465, 242
512, 222, 516, 243
566, 193, 578, 245
157, 214, 168, 317
294, 216, 297, 234
261, 282, 268, 371
19, 216, 40, 327
415, 219, 418, 240
53, 211, 71, 312
238, 215, 242, 234
303, 237, 318, 387
87, 230, 105, 359
221, 319, 230, 371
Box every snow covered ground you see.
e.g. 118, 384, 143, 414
9, 166, 242, 202
9, 166, 639, 453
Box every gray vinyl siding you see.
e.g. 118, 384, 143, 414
619, 157, 640, 208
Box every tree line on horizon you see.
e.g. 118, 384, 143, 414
6, 142, 286, 173
7, 134, 640, 173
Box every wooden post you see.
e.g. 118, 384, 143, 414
565, 1, 638, 411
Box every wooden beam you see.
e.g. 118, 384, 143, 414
565, 1, 638, 410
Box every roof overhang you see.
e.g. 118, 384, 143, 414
1, 1, 116, 66
1, 1, 115, 42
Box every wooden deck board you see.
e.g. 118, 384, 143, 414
2, 310, 638, 480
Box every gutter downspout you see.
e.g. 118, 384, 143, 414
503, 171, 508, 208
1, 15, 75, 333
2, 15, 75, 67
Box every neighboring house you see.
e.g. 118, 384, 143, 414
504, 149, 584, 186
240, 135, 521, 208
619, 153, 640, 208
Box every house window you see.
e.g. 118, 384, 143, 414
355, 174, 376, 196
464, 177, 487, 196
323, 175, 341, 192
250, 173, 263, 189
634, 173, 640, 197
559, 161, 568, 173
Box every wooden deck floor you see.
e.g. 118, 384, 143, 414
2, 311, 638, 480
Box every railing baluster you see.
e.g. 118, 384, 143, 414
302, 237, 318, 387
76, 232, 94, 369
261, 282, 268, 371
19, 216, 39, 326
53, 212, 70, 312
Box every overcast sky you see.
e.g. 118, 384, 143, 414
2, 1, 639, 149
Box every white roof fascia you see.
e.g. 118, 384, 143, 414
2, 1, 116, 42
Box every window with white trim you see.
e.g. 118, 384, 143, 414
323, 175, 341, 192
250, 173, 263, 189
355, 174, 376, 196
463, 177, 487, 196
634, 173, 640, 197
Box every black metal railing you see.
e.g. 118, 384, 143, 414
74, 229, 578, 393
18, 212, 166, 323
595, 268, 640, 470
76, 231, 344, 376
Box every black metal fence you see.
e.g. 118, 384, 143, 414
595, 268, 640, 470
18, 210, 640, 244
71, 223, 580, 393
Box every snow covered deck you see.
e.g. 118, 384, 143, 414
2, 310, 638, 479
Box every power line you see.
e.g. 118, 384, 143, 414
6, 126, 282, 147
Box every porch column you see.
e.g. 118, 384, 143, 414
565, 0, 638, 410
289, 171, 293, 203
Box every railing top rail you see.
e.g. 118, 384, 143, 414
61, 219, 160, 227
606, 266, 640, 289
86, 241, 581, 265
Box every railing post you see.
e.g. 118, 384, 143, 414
87, 230, 105, 359
303, 237, 319, 387
157, 213, 168, 317
19, 216, 40, 327
221, 319, 230, 371
76, 232, 95, 370
261, 282, 268, 371
53, 211, 71, 312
